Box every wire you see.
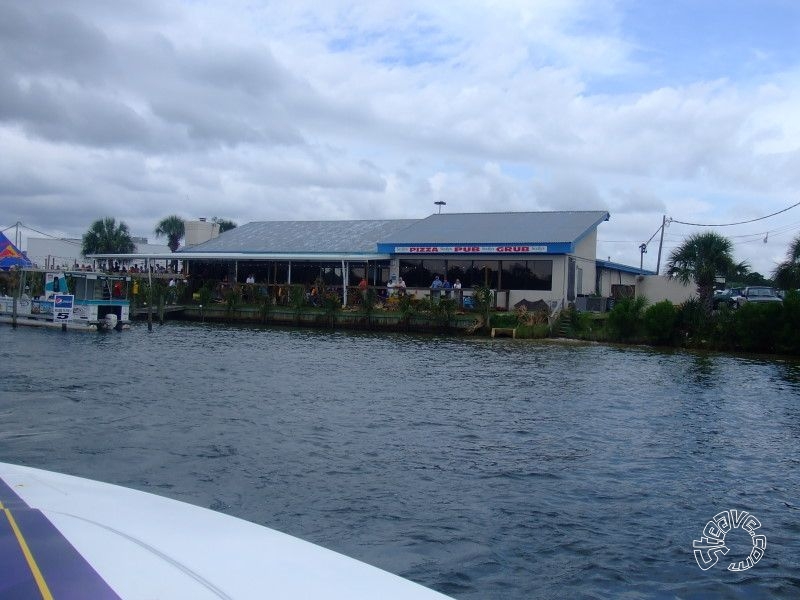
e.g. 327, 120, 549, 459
670, 200, 800, 227
1, 221, 81, 243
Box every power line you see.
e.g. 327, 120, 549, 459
1, 221, 81, 243
670, 200, 800, 227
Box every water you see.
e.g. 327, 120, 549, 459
1, 323, 799, 599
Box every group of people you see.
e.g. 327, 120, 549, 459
430, 275, 461, 291
386, 277, 407, 296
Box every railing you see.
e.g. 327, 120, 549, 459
188, 281, 514, 311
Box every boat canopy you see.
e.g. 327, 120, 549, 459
0, 232, 33, 270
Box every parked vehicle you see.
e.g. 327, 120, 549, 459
739, 286, 783, 306
712, 288, 743, 309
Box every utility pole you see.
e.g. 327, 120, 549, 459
655, 215, 667, 275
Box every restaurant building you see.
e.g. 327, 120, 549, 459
171, 210, 659, 310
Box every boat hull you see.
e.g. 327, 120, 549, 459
0, 463, 451, 599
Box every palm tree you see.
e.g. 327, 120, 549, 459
154, 215, 185, 252
773, 235, 800, 291
82, 217, 136, 259
212, 217, 237, 233
666, 231, 743, 313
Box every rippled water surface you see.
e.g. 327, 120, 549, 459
1, 323, 799, 598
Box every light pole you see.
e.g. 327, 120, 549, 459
434, 200, 446, 214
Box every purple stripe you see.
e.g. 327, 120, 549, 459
0, 512, 42, 599
0, 476, 28, 509
10, 508, 122, 600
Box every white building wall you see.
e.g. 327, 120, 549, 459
636, 276, 696, 304
26, 238, 84, 268
572, 230, 598, 298
507, 255, 568, 311
26, 237, 169, 269
185, 220, 220, 247
596, 268, 638, 297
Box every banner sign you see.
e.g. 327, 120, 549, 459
392, 245, 548, 254
53, 294, 74, 322
45, 272, 68, 301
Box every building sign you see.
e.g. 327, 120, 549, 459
53, 294, 74, 322
393, 245, 549, 254
45, 272, 68, 301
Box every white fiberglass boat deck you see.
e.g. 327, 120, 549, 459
0, 463, 451, 599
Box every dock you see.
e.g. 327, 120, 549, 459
132, 305, 187, 318
491, 327, 517, 338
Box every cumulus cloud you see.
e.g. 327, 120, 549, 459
1, 0, 799, 274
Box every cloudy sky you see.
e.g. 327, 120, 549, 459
2, 0, 799, 274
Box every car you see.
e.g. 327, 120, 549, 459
712, 288, 743, 309
739, 286, 783, 306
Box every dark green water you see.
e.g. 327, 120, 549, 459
1, 323, 799, 598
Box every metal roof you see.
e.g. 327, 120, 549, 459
596, 259, 654, 276
181, 219, 418, 254
380, 211, 610, 245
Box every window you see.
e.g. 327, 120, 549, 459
500, 260, 552, 291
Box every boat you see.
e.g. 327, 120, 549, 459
0, 269, 131, 331
0, 462, 451, 599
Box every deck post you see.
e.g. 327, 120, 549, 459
147, 258, 153, 332
342, 260, 348, 308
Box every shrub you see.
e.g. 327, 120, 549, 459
472, 285, 494, 333
607, 296, 647, 341
196, 284, 212, 308
490, 313, 518, 328
515, 323, 550, 339
778, 290, 800, 353
643, 300, 677, 345
734, 302, 782, 353
675, 298, 707, 342
224, 287, 241, 316
434, 297, 458, 327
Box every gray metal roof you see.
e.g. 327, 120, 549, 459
181, 219, 419, 254
381, 211, 610, 245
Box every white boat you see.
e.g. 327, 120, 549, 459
0, 270, 131, 331
0, 462, 451, 599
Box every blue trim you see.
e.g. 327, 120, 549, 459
573, 211, 611, 246
378, 242, 573, 254
596, 259, 654, 276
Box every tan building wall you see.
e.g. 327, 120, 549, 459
507, 255, 569, 311
596, 267, 639, 297
636, 276, 696, 304
185, 220, 220, 247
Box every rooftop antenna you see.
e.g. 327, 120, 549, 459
434, 200, 446, 214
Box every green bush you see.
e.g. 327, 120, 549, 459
734, 302, 782, 353
607, 296, 647, 341
516, 323, 549, 339
778, 291, 800, 353
197, 285, 212, 308
643, 300, 677, 345
434, 297, 457, 326
472, 285, 493, 333
675, 298, 709, 343
490, 313, 518, 328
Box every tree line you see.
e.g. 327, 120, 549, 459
589, 231, 800, 354
81, 215, 237, 256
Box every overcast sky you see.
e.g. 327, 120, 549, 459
2, 0, 799, 274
